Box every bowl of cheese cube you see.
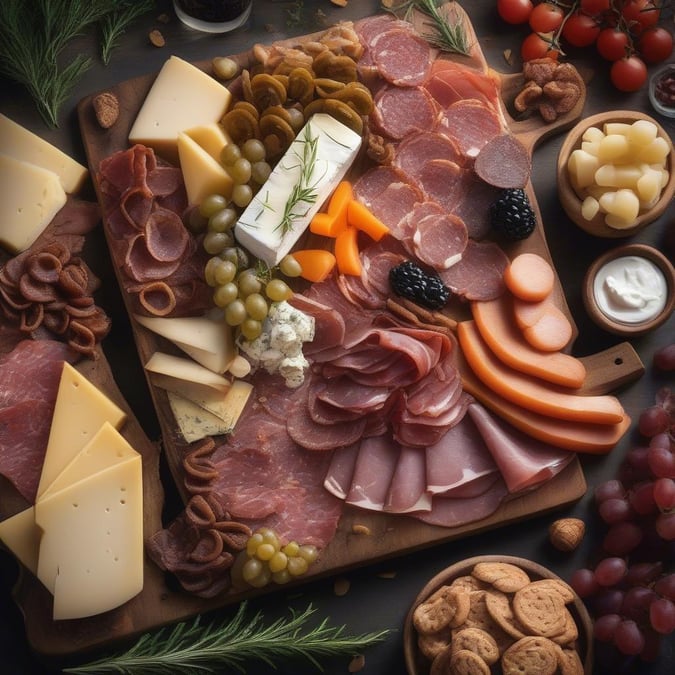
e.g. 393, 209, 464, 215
557, 111, 674, 237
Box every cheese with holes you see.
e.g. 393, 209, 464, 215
128, 55, 232, 163
178, 131, 233, 205
0, 507, 39, 575
144, 351, 232, 392
0, 113, 87, 193
0, 154, 67, 254
36, 363, 126, 499
34, 424, 143, 620
234, 113, 362, 266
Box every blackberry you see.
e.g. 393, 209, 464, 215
490, 188, 536, 240
389, 261, 450, 310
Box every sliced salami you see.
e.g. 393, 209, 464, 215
413, 211, 468, 270
393, 131, 464, 180
438, 99, 503, 157
371, 28, 432, 87
372, 85, 438, 140
414, 159, 466, 213
474, 132, 532, 189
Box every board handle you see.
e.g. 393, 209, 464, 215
578, 342, 645, 396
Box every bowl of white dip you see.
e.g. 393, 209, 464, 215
583, 244, 675, 336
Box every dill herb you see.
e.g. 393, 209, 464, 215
276, 126, 323, 235
0, 0, 154, 127
382, 0, 472, 56
62, 602, 391, 674
100, 0, 155, 66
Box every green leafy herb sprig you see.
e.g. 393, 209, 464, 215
382, 0, 472, 56
62, 602, 392, 674
0, 0, 154, 128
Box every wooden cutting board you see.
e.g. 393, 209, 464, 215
7, 3, 643, 659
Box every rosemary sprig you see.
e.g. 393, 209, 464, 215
0, 0, 154, 128
100, 0, 155, 65
276, 127, 323, 235
62, 602, 391, 674
382, 0, 472, 56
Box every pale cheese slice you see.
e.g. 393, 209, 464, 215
0, 507, 39, 575
133, 313, 235, 374
144, 352, 232, 392
184, 122, 231, 162
0, 113, 88, 193
150, 372, 230, 419
36, 363, 126, 499
167, 391, 234, 443
177, 131, 233, 205
128, 55, 232, 163
0, 153, 67, 254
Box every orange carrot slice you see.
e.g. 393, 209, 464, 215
310, 212, 339, 237
290, 249, 336, 283
347, 199, 390, 241
457, 320, 625, 426
471, 296, 586, 389
327, 180, 353, 233
334, 225, 362, 276
504, 253, 555, 302
513, 298, 573, 352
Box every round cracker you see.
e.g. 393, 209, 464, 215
501, 635, 559, 675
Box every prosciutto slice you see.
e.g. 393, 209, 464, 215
345, 435, 399, 511
384, 445, 432, 513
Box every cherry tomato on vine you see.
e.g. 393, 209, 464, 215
610, 55, 648, 92
580, 0, 611, 14
562, 11, 601, 48
638, 26, 674, 64
528, 2, 564, 33
497, 0, 534, 25
596, 27, 630, 61
521, 31, 560, 62
622, 0, 660, 34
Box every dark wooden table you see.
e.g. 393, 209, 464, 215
1, 1, 673, 673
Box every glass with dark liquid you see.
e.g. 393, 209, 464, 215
173, 0, 252, 33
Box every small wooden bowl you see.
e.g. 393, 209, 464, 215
583, 244, 675, 337
403, 555, 593, 675
557, 110, 675, 238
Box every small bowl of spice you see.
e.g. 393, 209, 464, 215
583, 243, 675, 337
649, 63, 675, 118
557, 111, 675, 238
404, 555, 593, 675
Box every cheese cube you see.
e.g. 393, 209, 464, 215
234, 113, 362, 266
0, 113, 87, 193
0, 154, 67, 254
128, 56, 232, 164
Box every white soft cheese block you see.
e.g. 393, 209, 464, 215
0, 113, 87, 193
34, 426, 143, 620
0, 507, 40, 575
0, 154, 67, 254
134, 313, 235, 373
128, 55, 232, 164
177, 131, 234, 205
234, 113, 362, 266
144, 351, 232, 392
36, 363, 127, 499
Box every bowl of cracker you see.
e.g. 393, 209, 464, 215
403, 555, 593, 675
556, 110, 674, 238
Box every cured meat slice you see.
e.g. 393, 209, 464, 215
384, 445, 431, 513
371, 28, 432, 87
352, 165, 408, 207
424, 60, 502, 109
394, 131, 464, 180
368, 182, 424, 237
323, 442, 360, 499
425, 414, 498, 496
405, 361, 462, 418
451, 176, 500, 240
438, 99, 503, 157
289, 294, 345, 356
415, 477, 509, 528
355, 13, 409, 46
439, 240, 509, 301
317, 376, 391, 413
474, 133, 532, 189
397, 201, 444, 250
467, 402, 574, 493
144, 207, 190, 262
414, 159, 466, 213
372, 85, 438, 140
413, 211, 468, 270
345, 435, 399, 511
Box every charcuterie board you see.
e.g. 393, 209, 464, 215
6, 2, 645, 660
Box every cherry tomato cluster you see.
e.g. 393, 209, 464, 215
496, 1, 674, 92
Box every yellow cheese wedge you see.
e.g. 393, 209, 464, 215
128, 55, 232, 164
0, 154, 67, 254
0, 507, 39, 575
134, 313, 235, 373
0, 113, 88, 193
36, 363, 126, 499
184, 122, 231, 162
34, 433, 143, 620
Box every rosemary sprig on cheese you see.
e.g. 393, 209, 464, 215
62, 602, 391, 674
382, 0, 472, 56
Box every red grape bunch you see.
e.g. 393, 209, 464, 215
569, 343, 675, 664
496, 0, 674, 91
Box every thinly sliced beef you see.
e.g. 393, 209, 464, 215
371, 28, 432, 86
439, 240, 509, 301
467, 402, 574, 493
372, 85, 438, 140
